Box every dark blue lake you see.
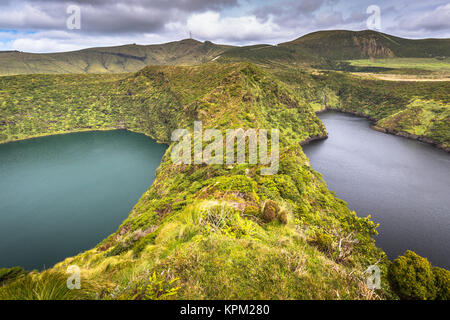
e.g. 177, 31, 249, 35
303, 112, 450, 269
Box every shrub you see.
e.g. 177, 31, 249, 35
310, 230, 333, 254
432, 267, 450, 300
105, 242, 130, 257
132, 232, 158, 258
130, 272, 180, 300
388, 251, 437, 300
262, 200, 280, 223
243, 205, 260, 219
200, 203, 256, 239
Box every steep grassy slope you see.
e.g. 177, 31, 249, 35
0, 63, 391, 299
0, 39, 232, 75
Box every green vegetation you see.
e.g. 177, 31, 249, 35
324, 73, 450, 151
0, 271, 95, 300
346, 58, 450, 73
0, 39, 232, 75
270, 68, 450, 151
433, 267, 450, 300
0, 30, 449, 299
0, 62, 394, 299
2, 30, 449, 76
279, 30, 450, 60
0, 267, 27, 286
388, 251, 450, 300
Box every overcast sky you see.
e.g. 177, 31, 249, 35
0, 0, 449, 53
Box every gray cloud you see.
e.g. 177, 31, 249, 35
254, 0, 327, 21
404, 3, 450, 32
0, 0, 448, 53
0, 0, 239, 34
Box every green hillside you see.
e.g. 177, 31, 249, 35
279, 30, 450, 60
0, 39, 232, 75
0, 63, 394, 299
0, 30, 449, 300
2, 30, 449, 75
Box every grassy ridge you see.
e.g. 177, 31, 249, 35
0, 63, 392, 299
0, 39, 231, 76
280, 30, 450, 60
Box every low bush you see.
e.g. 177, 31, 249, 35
310, 230, 333, 254
388, 251, 437, 300
432, 267, 450, 300
262, 200, 280, 223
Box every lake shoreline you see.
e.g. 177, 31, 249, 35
0, 127, 169, 147
0, 130, 167, 270
303, 111, 450, 269
315, 108, 450, 153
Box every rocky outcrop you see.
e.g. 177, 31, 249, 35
353, 36, 395, 58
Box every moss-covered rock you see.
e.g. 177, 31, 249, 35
262, 200, 280, 223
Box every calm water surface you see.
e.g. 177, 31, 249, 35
0, 130, 167, 270
303, 112, 450, 269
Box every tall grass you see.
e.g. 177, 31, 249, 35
0, 271, 95, 300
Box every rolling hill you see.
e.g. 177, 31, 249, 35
0, 39, 233, 75
1, 30, 448, 75
278, 30, 450, 60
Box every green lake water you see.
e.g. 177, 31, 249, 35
0, 130, 167, 270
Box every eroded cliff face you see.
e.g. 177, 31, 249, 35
353, 36, 395, 59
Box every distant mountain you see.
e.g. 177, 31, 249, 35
279, 30, 450, 60
1, 30, 448, 75
0, 39, 233, 75
221, 30, 450, 64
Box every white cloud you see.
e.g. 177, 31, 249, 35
8, 30, 181, 53
186, 11, 287, 44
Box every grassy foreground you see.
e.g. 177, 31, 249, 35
0, 62, 448, 299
